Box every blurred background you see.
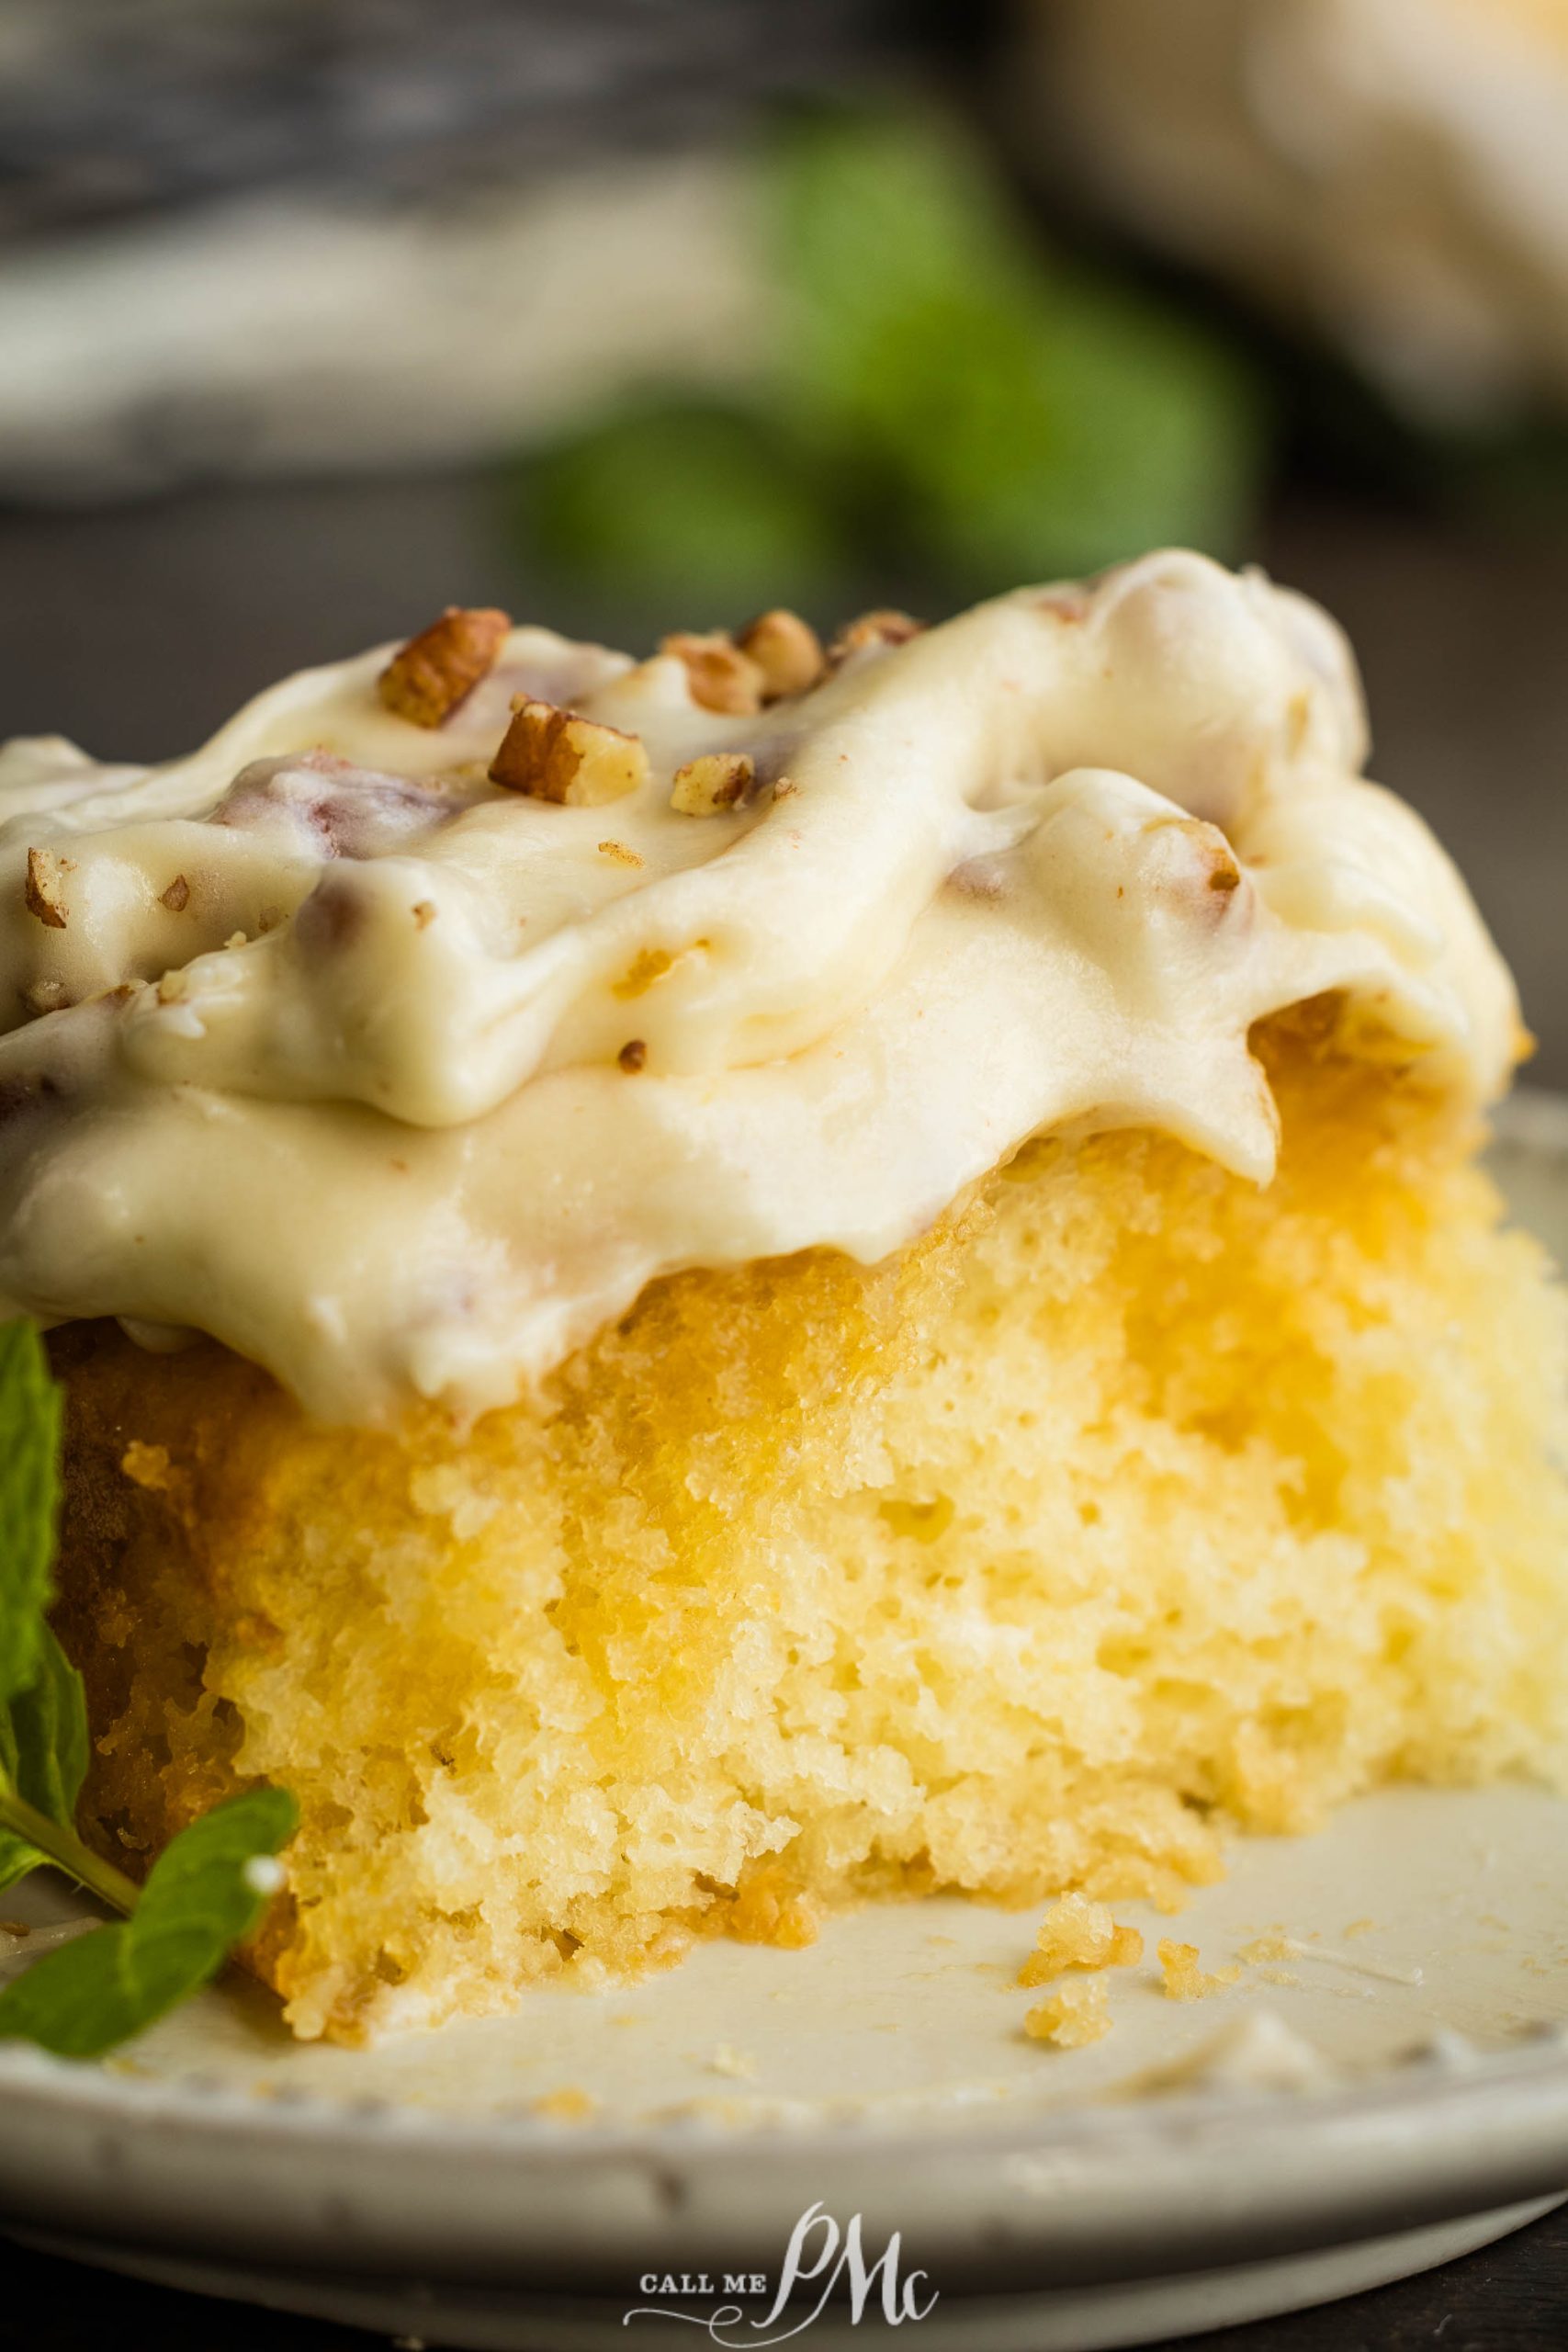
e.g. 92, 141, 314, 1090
0, 0, 1563, 1078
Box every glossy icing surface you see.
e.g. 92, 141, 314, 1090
0, 553, 1517, 1420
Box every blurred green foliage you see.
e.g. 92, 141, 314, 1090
519, 107, 1266, 616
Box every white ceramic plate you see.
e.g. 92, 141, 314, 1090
5, 1093, 1568, 2352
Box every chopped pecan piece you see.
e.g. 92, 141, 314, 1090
490, 698, 649, 806
827, 608, 924, 666
24, 846, 68, 930
736, 609, 825, 701
161, 874, 190, 912
617, 1038, 648, 1073
660, 631, 765, 716
378, 606, 512, 728
670, 752, 756, 816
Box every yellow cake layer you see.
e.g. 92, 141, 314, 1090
49, 1009, 1568, 2042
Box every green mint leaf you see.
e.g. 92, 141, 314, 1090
0, 1786, 297, 2059
770, 106, 1038, 433
510, 105, 1264, 611
0, 1830, 41, 1897
0, 1626, 88, 1894
907, 279, 1264, 584
768, 107, 1264, 586
6, 1624, 88, 1825
523, 400, 843, 619
0, 1321, 62, 1711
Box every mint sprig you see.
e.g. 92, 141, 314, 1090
0, 1318, 296, 2056
0, 1788, 296, 2059
0, 1623, 90, 1895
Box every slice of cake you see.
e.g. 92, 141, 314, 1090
3, 552, 1564, 2044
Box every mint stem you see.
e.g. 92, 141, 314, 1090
0, 1781, 139, 1917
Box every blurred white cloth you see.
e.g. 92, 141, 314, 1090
0, 153, 764, 498
1025, 0, 1568, 424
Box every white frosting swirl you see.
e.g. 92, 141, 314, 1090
0, 552, 1518, 1421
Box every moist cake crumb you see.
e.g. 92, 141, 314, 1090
1024, 1977, 1113, 2048
1017, 1894, 1144, 1986
1159, 1940, 1242, 2002
532, 2086, 597, 2121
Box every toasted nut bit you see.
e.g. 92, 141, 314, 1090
24, 846, 68, 930
490, 698, 649, 806
660, 630, 765, 716
161, 873, 191, 912
597, 839, 644, 868
736, 609, 825, 701
617, 1038, 648, 1073
378, 605, 512, 728
670, 752, 756, 816
613, 945, 674, 1001
827, 608, 924, 666
412, 899, 436, 929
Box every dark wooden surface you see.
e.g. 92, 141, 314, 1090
2, 475, 1565, 2348
5, 2199, 1568, 2348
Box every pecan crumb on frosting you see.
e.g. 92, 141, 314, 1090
660, 630, 766, 716
490, 698, 649, 807
24, 846, 68, 930
378, 606, 513, 728
617, 1038, 648, 1073
828, 609, 924, 666
161, 874, 191, 912
670, 752, 756, 816
736, 609, 826, 701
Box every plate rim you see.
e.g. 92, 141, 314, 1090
3, 2030, 1568, 2292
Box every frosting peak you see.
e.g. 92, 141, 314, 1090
0, 552, 1518, 1420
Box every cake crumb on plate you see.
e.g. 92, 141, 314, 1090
1158, 1940, 1241, 2001
1019, 1893, 1144, 1986
1024, 1977, 1112, 2048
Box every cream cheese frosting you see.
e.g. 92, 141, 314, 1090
0, 551, 1518, 1422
